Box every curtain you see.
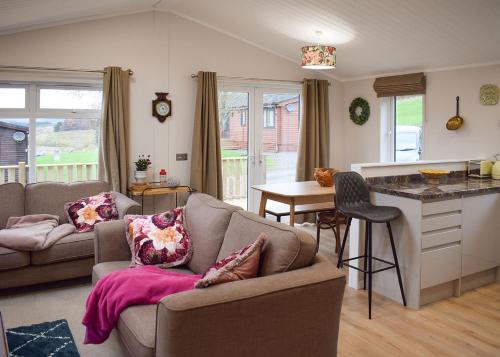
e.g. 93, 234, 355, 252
190, 71, 223, 200
296, 79, 330, 223
98, 66, 130, 194
296, 78, 330, 182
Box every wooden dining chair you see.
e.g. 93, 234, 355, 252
316, 205, 346, 254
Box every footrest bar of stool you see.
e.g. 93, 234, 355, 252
372, 265, 396, 274
341, 255, 366, 263
343, 263, 366, 273
371, 256, 394, 266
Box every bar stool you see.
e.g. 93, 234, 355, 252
335, 172, 406, 319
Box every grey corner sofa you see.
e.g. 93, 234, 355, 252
93, 192, 346, 357
0, 181, 141, 289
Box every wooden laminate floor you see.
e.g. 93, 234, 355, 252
338, 283, 500, 357
298, 223, 500, 357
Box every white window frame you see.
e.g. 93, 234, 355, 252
0, 81, 103, 183
380, 94, 425, 163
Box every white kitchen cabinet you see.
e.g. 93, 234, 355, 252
462, 193, 500, 277
363, 191, 499, 309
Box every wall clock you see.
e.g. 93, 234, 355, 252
152, 92, 172, 122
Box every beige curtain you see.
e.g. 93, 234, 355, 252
98, 66, 130, 194
190, 71, 223, 200
296, 79, 330, 223
296, 78, 330, 182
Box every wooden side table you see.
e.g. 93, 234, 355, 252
0, 312, 8, 357
128, 184, 195, 214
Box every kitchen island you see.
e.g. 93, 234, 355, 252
349, 160, 500, 309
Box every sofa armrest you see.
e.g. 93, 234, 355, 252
156, 255, 345, 357
94, 220, 131, 264
112, 191, 141, 218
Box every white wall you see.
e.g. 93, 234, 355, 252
342, 64, 500, 168
0, 11, 344, 208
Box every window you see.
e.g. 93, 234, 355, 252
0, 82, 102, 184
381, 95, 424, 162
240, 109, 248, 126
263, 107, 275, 128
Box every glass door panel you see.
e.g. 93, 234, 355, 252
218, 90, 250, 209
258, 92, 300, 185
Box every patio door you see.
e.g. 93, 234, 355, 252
218, 84, 301, 212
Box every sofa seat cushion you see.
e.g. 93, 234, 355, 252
92, 261, 195, 284
184, 193, 242, 274
0, 247, 30, 270
91, 264, 197, 357
118, 305, 156, 357
218, 211, 316, 276
31, 232, 94, 265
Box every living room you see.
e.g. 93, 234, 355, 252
0, 1, 499, 357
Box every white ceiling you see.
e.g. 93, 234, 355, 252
1, 0, 500, 80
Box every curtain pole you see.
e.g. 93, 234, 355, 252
190, 73, 330, 85
0, 65, 133, 76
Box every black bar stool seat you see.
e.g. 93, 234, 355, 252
335, 172, 406, 319
341, 205, 401, 223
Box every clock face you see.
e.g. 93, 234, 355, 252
156, 101, 170, 116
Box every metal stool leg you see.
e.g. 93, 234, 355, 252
367, 222, 373, 319
386, 222, 407, 306
363, 220, 369, 290
337, 218, 351, 268
315, 221, 321, 254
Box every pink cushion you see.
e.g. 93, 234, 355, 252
125, 207, 192, 268
195, 233, 266, 288
65, 192, 118, 233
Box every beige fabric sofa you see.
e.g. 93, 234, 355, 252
0, 181, 141, 289
93, 193, 346, 357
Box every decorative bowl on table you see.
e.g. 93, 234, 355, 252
418, 169, 450, 186
314, 168, 339, 187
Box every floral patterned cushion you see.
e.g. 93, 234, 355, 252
125, 208, 192, 268
65, 192, 118, 233
195, 233, 266, 288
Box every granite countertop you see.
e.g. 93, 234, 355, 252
368, 174, 500, 201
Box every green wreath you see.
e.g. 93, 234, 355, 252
349, 97, 370, 125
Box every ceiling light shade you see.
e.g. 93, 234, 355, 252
301, 45, 336, 69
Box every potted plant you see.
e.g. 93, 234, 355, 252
134, 154, 151, 183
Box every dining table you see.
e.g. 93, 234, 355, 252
252, 181, 336, 226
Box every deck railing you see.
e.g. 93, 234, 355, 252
0, 162, 98, 184
222, 157, 247, 199
1, 159, 246, 196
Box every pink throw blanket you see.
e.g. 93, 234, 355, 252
82, 266, 201, 344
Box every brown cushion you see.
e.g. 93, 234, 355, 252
118, 305, 156, 357
0, 247, 30, 270
25, 181, 110, 223
219, 210, 316, 276
0, 182, 24, 229
184, 193, 242, 274
31, 232, 94, 265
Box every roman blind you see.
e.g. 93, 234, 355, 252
373, 72, 426, 97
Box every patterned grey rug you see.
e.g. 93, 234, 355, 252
6, 319, 80, 357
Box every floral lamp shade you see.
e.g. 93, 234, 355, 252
301, 45, 336, 69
